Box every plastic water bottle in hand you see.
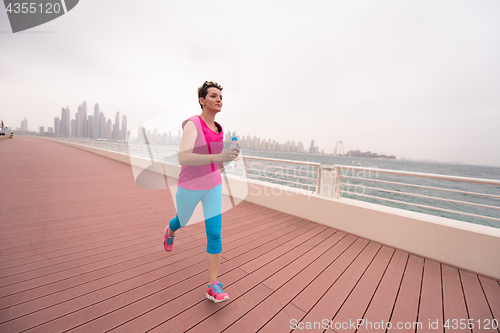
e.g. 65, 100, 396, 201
227, 137, 239, 169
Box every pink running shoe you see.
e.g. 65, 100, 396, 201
206, 280, 230, 303
163, 226, 175, 252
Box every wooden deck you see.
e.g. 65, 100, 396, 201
0, 136, 499, 333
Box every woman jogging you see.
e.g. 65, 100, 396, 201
163, 81, 239, 303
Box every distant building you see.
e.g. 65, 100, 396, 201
82, 101, 88, 138
113, 112, 120, 140
54, 117, 60, 136
71, 119, 76, 137
346, 150, 396, 159
76, 105, 82, 137
297, 141, 304, 153
309, 139, 315, 154
121, 115, 127, 140
39, 126, 44, 134
106, 119, 112, 140
88, 115, 95, 139
21, 118, 28, 131
93, 103, 100, 139
60, 107, 70, 137
99, 112, 106, 139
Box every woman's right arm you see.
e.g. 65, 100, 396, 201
178, 121, 239, 166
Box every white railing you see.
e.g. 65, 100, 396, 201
59, 138, 178, 160
331, 165, 500, 223
242, 156, 321, 193
48, 137, 500, 225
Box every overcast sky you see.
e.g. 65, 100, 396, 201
1, 0, 499, 166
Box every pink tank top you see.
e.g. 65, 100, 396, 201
177, 115, 224, 190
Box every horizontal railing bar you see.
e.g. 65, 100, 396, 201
341, 176, 500, 200
244, 162, 318, 175
335, 165, 500, 186
245, 168, 316, 181
244, 156, 321, 167
340, 190, 500, 222
342, 184, 500, 211
248, 174, 317, 189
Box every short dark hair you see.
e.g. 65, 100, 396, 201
197, 81, 223, 109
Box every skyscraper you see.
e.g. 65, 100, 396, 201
82, 101, 88, 138
60, 107, 70, 137
21, 117, 28, 131
121, 115, 127, 141
88, 115, 95, 139
54, 117, 60, 136
107, 119, 113, 140
60, 108, 66, 136
99, 112, 106, 139
309, 139, 315, 154
113, 112, 120, 140
94, 103, 100, 139
298, 141, 304, 153
76, 105, 82, 137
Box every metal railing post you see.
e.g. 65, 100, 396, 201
242, 157, 247, 178
315, 164, 320, 194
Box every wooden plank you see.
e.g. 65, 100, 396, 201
357, 249, 408, 333
387, 254, 424, 332
328, 245, 394, 332
230, 231, 351, 332
417, 259, 443, 333
290, 237, 368, 313
299, 241, 381, 333
478, 276, 500, 329
442, 265, 471, 333
262, 303, 306, 332
261, 227, 339, 292
460, 271, 498, 333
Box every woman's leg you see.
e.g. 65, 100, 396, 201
167, 187, 204, 239
206, 252, 221, 285
201, 184, 223, 285
167, 215, 180, 236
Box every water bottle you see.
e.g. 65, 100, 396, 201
226, 137, 239, 169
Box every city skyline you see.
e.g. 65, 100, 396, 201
12, 101, 128, 141
21, 109, 400, 159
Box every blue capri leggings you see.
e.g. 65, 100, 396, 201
168, 184, 223, 254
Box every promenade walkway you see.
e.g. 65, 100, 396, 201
0, 136, 499, 333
